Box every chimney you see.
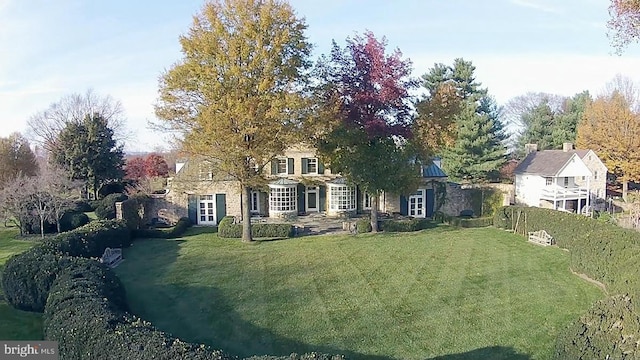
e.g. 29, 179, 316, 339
562, 142, 573, 152
524, 143, 538, 155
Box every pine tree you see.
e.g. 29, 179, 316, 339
421, 59, 505, 182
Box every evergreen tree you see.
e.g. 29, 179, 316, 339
51, 114, 124, 199
421, 59, 505, 182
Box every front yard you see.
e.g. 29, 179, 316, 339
116, 226, 603, 360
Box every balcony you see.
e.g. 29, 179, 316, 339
540, 186, 589, 201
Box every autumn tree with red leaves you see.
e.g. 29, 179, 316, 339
125, 154, 169, 180
312, 31, 420, 232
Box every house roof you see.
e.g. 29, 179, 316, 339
422, 163, 447, 178
327, 177, 348, 185
515, 150, 579, 176
269, 178, 298, 186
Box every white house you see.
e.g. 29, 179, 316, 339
515, 145, 593, 214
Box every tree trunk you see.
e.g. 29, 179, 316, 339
55, 210, 62, 233
241, 184, 253, 242
623, 179, 629, 202
40, 216, 45, 239
371, 194, 379, 233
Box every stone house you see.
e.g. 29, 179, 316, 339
165, 144, 448, 225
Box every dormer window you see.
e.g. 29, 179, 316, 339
271, 158, 294, 175
302, 157, 323, 175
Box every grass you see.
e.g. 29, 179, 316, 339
116, 227, 603, 360
0, 226, 43, 340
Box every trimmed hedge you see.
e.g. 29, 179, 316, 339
133, 217, 193, 239
492, 206, 640, 358
2, 220, 131, 312
218, 216, 293, 238
356, 218, 372, 234
59, 211, 90, 232
379, 218, 433, 232
95, 193, 128, 220
434, 212, 493, 228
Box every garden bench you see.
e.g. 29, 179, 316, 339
527, 230, 554, 246
100, 247, 123, 268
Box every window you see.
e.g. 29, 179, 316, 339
199, 164, 213, 181
277, 159, 288, 174
269, 186, 297, 212
564, 177, 569, 187
250, 191, 260, 214
198, 195, 215, 224
307, 158, 318, 174
329, 185, 356, 211
545, 177, 552, 186
594, 171, 598, 180
363, 192, 373, 210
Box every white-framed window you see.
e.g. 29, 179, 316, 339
545, 177, 552, 186
199, 163, 213, 181
277, 158, 288, 174
250, 191, 260, 214
307, 158, 318, 174
198, 195, 215, 224
329, 185, 356, 211
363, 192, 373, 210
269, 186, 297, 212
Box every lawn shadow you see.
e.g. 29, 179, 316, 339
117, 238, 394, 360
426, 346, 530, 360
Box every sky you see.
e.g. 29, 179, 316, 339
1, 0, 639, 152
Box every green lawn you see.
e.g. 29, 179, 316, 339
0, 227, 43, 340
116, 226, 603, 360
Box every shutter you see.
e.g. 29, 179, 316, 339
271, 160, 278, 175
215, 194, 226, 224
297, 184, 305, 214
318, 161, 324, 174
288, 158, 294, 174
400, 195, 408, 216
319, 186, 326, 212
356, 187, 362, 212
426, 189, 435, 217
188, 195, 198, 224
301, 158, 308, 174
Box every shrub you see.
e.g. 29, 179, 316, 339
379, 218, 433, 232
356, 218, 372, 233
73, 200, 94, 213
59, 211, 90, 232
218, 216, 293, 238
95, 193, 128, 220
448, 217, 493, 228
133, 217, 193, 239
97, 181, 127, 198
88, 200, 101, 211
120, 195, 150, 230
1, 220, 130, 312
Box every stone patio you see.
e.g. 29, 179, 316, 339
250, 212, 365, 235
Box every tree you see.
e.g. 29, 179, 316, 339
155, 0, 312, 242
422, 59, 506, 182
577, 91, 640, 201
143, 154, 169, 178
27, 89, 128, 153
608, 0, 640, 53
312, 31, 420, 232
51, 114, 125, 199
0, 133, 38, 188
0, 176, 34, 235
124, 156, 147, 180
39, 165, 81, 233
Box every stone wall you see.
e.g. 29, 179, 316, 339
440, 183, 514, 217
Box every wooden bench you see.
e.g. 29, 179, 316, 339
528, 230, 554, 246
100, 247, 123, 268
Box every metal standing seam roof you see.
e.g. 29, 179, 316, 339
422, 163, 447, 178
514, 150, 578, 176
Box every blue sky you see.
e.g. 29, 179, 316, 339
1, 0, 639, 152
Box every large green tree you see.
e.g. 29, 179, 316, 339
421, 59, 505, 182
0, 133, 38, 188
312, 31, 420, 232
155, 0, 312, 242
51, 114, 124, 199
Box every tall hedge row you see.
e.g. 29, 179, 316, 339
218, 216, 293, 238
2, 219, 342, 359
493, 206, 640, 358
